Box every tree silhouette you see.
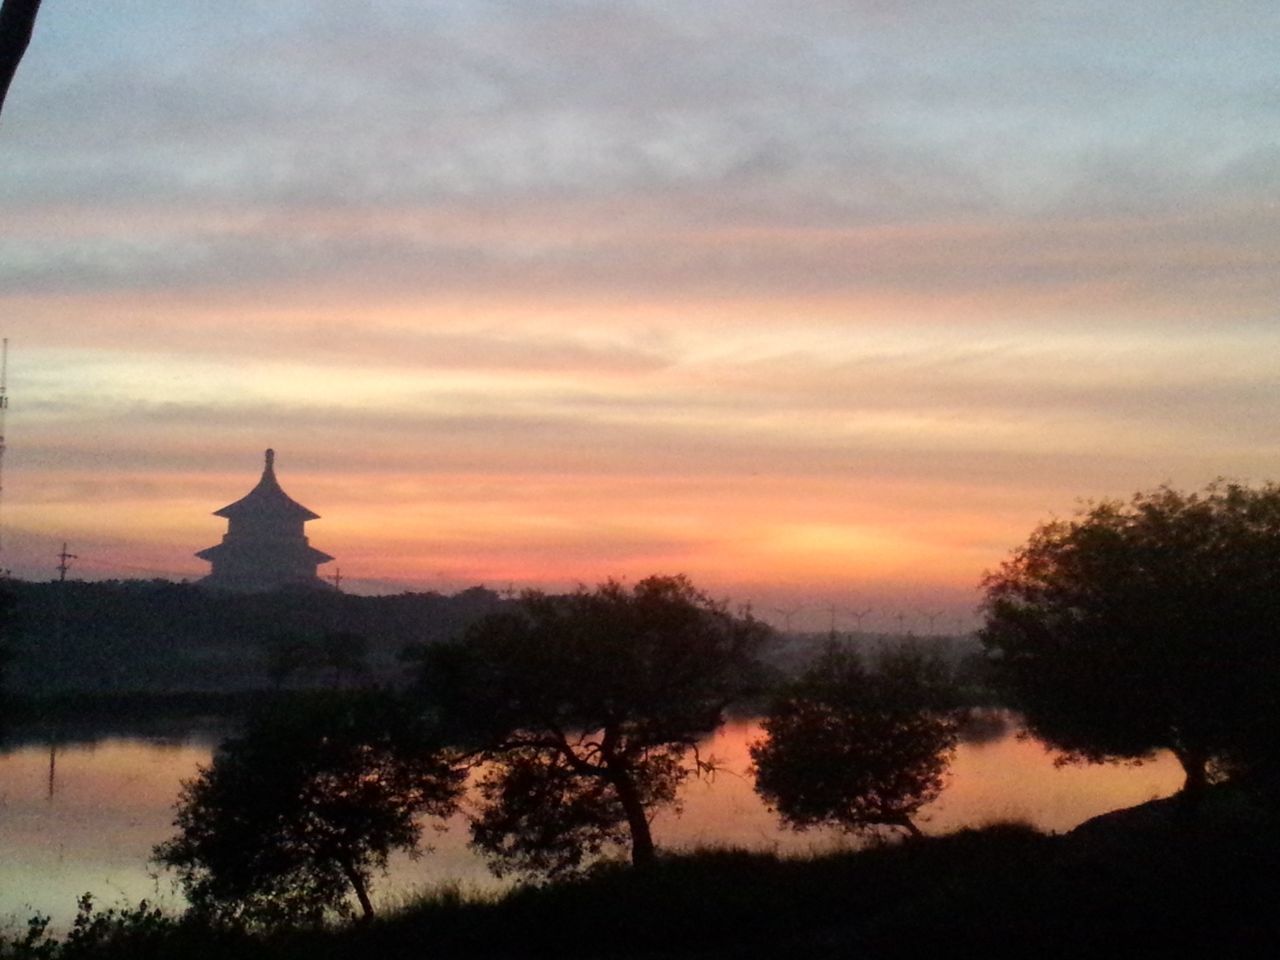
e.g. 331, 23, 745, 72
0, 0, 41, 121
153, 693, 464, 924
751, 644, 958, 838
262, 630, 371, 690
262, 632, 316, 690
981, 482, 1280, 803
416, 575, 770, 878
0, 586, 15, 737
0, 642, 10, 740
319, 630, 370, 688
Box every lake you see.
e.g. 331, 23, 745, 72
0, 716, 1183, 931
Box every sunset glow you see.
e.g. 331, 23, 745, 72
3, 2, 1278, 628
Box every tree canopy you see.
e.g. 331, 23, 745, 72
980, 482, 1280, 798
750, 644, 959, 838
1, 579, 504, 695
416, 575, 771, 878
0, 0, 41, 121
153, 693, 464, 924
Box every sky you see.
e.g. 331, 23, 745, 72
2, 1, 1278, 630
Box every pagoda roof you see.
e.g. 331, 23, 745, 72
195, 540, 335, 564
213, 449, 321, 522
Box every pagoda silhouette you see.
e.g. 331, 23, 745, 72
196, 449, 335, 592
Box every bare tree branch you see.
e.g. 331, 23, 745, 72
0, 0, 42, 121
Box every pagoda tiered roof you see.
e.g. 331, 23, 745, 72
212, 448, 321, 522
196, 448, 334, 592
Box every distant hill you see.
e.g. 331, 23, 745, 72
0, 578, 507, 694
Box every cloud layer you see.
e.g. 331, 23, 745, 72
2, 1, 1278, 628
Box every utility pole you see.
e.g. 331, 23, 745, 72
848, 607, 873, 633
57, 542, 76, 581
54, 540, 76, 646
330, 566, 343, 592
772, 605, 803, 633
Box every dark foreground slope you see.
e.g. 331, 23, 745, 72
6, 790, 1276, 960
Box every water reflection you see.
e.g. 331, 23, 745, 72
0, 739, 213, 929
0, 718, 1183, 930
655, 719, 1182, 850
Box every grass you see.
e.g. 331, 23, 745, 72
5, 795, 1278, 959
